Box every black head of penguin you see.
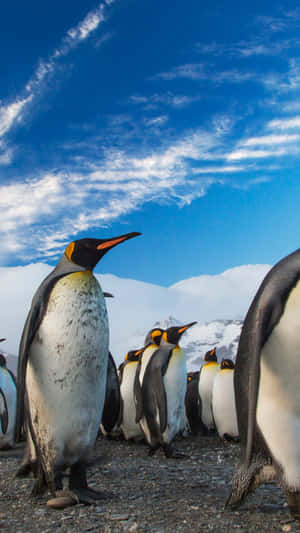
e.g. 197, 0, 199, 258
162, 322, 197, 345
187, 371, 200, 383
204, 348, 217, 362
125, 349, 143, 363
144, 328, 164, 347
220, 359, 235, 370
64, 232, 141, 271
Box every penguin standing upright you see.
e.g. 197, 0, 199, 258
16, 232, 141, 505
134, 328, 164, 425
139, 323, 197, 457
0, 340, 17, 450
100, 352, 121, 438
212, 359, 238, 440
226, 248, 300, 520
198, 348, 219, 432
119, 349, 144, 441
185, 371, 204, 435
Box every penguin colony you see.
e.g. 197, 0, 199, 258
2, 239, 300, 520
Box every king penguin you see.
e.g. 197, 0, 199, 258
212, 359, 238, 441
16, 232, 141, 505
119, 349, 144, 441
0, 341, 17, 450
226, 247, 300, 520
134, 328, 164, 425
139, 322, 197, 457
198, 348, 219, 433
185, 371, 205, 435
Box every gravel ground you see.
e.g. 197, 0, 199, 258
0, 434, 299, 533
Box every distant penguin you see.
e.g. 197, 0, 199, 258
16, 232, 141, 506
100, 352, 121, 438
0, 347, 17, 450
198, 348, 219, 432
185, 371, 205, 435
212, 359, 238, 440
139, 322, 197, 457
119, 349, 144, 441
134, 328, 164, 424
226, 248, 300, 520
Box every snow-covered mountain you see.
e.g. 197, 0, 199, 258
119, 315, 243, 371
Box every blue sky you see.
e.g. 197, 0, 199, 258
1, 0, 300, 285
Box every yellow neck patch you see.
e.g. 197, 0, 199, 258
65, 242, 75, 262
205, 361, 219, 368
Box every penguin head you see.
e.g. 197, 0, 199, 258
64, 232, 141, 271
204, 348, 217, 362
220, 358, 234, 370
144, 328, 164, 347
125, 349, 143, 362
187, 371, 199, 383
162, 322, 197, 346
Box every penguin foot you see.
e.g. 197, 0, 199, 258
69, 461, 111, 504
47, 490, 79, 509
15, 461, 33, 478
286, 491, 300, 521
70, 487, 109, 505
163, 444, 188, 459
223, 434, 240, 443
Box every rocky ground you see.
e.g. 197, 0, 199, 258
0, 433, 299, 533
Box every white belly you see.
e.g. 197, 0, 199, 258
120, 362, 143, 440
26, 271, 109, 468
257, 281, 300, 488
199, 363, 220, 429
0, 367, 16, 448
162, 347, 187, 443
139, 345, 159, 386
212, 369, 238, 438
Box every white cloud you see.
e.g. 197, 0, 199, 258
0, 263, 271, 365
0, 122, 238, 260
130, 92, 200, 109
268, 116, 300, 130
242, 133, 300, 146
226, 148, 287, 161
0, 95, 33, 138
1, 1, 115, 141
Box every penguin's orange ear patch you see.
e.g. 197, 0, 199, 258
65, 242, 75, 262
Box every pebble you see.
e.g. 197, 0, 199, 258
281, 526, 291, 532
109, 513, 129, 521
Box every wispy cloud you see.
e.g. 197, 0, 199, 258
267, 116, 300, 130
0, 123, 239, 261
0, 95, 33, 138
153, 62, 256, 85
130, 92, 201, 108
0, 0, 115, 143
226, 148, 288, 161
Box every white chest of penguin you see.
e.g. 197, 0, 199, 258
257, 281, 300, 486
163, 346, 187, 438
26, 272, 109, 462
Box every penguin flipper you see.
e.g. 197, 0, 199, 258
101, 353, 120, 433
134, 360, 143, 423
0, 388, 8, 434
